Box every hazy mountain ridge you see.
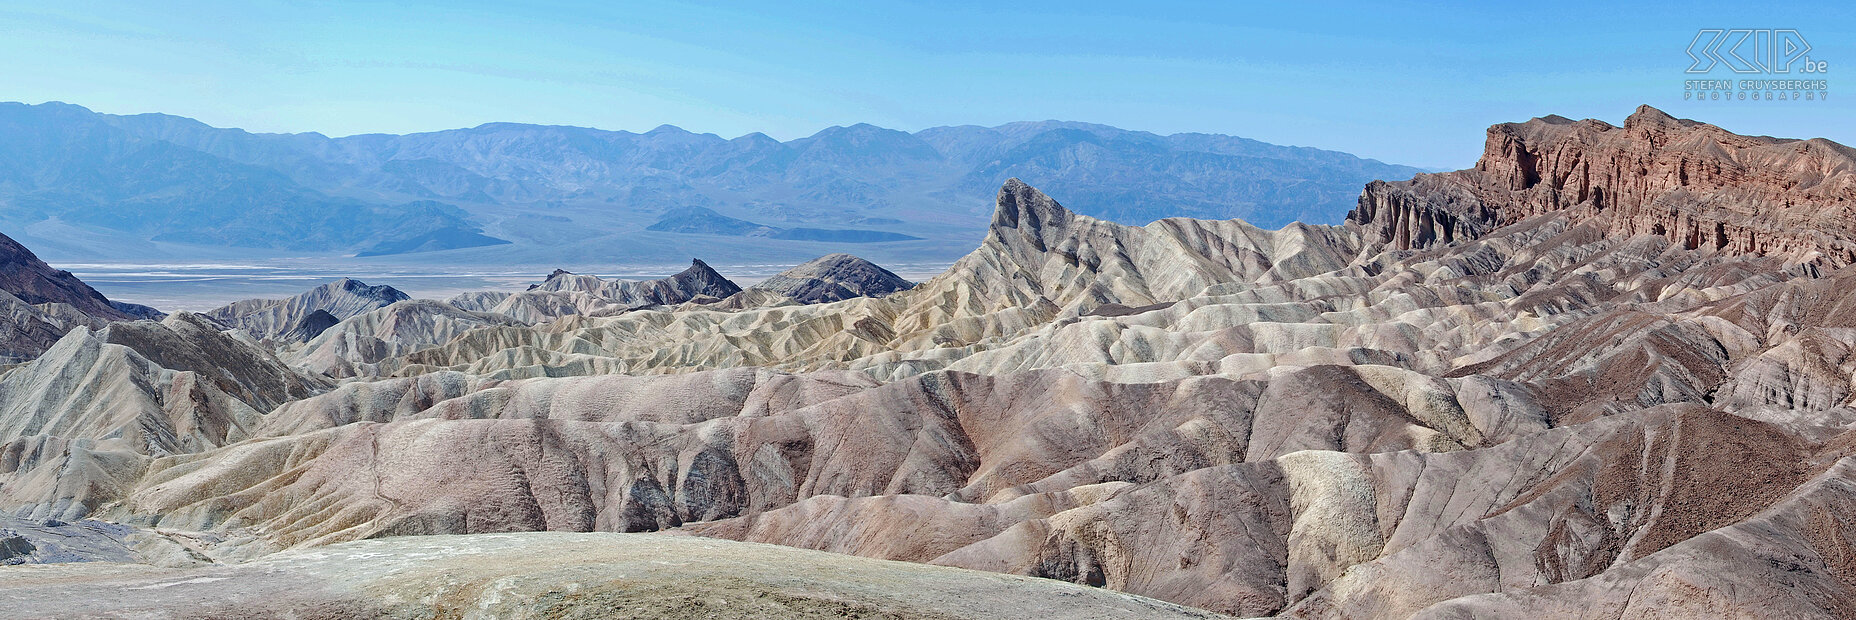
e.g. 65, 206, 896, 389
0, 102, 1422, 264
0, 103, 504, 255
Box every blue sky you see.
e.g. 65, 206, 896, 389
1, 1, 1850, 169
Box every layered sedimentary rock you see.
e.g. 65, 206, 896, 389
749, 253, 914, 303
8, 107, 1856, 618
0, 230, 139, 362
205, 278, 410, 341
0, 290, 84, 365
385, 179, 1360, 381
121, 365, 1495, 560
289, 300, 523, 377
0, 312, 328, 520
444, 260, 745, 325
529, 260, 743, 306
1350, 105, 1856, 265
0, 231, 131, 322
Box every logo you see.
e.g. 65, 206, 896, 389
1681, 29, 1829, 102
1686, 29, 1826, 74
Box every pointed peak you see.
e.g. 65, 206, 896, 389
45, 323, 102, 353
678, 258, 726, 280
991, 179, 1075, 243
673, 259, 742, 297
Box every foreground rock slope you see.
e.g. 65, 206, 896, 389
6, 106, 1856, 618
0, 532, 1228, 619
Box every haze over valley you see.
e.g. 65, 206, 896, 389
1, 102, 1420, 294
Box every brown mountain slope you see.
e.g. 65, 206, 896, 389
0, 230, 138, 362
0, 231, 130, 322
1352, 105, 1856, 265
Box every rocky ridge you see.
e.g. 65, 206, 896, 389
749, 253, 915, 304
205, 278, 411, 341
0, 230, 140, 363
445, 260, 744, 325
1351, 105, 1856, 266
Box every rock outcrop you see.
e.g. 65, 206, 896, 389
528, 260, 744, 307
387, 179, 1360, 381
1349, 105, 1856, 266
444, 261, 745, 325
279, 309, 339, 343
0, 290, 81, 365
0, 230, 142, 362
750, 253, 913, 303
289, 300, 524, 377
0, 231, 131, 323
0, 312, 329, 520
205, 278, 410, 341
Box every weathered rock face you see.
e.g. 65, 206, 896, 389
0, 230, 139, 362
119, 366, 1488, 555
529, 259, 743, 307
1350, 105, 1856, 266
750, 253, 913, 304
280, 309, 339, 343
0, 231, 130, 323
288, 300, 522, 377
205, 278, 410, 341
441, 261, 746, 326
0, 312, 330, 520
100, 312, 327, 412
0, 290, 80, 364
387, 179, 1361, 381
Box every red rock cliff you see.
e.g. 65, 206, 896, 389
1349, 105, 1856, 266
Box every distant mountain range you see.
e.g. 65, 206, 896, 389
0, 101, 1423, 264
